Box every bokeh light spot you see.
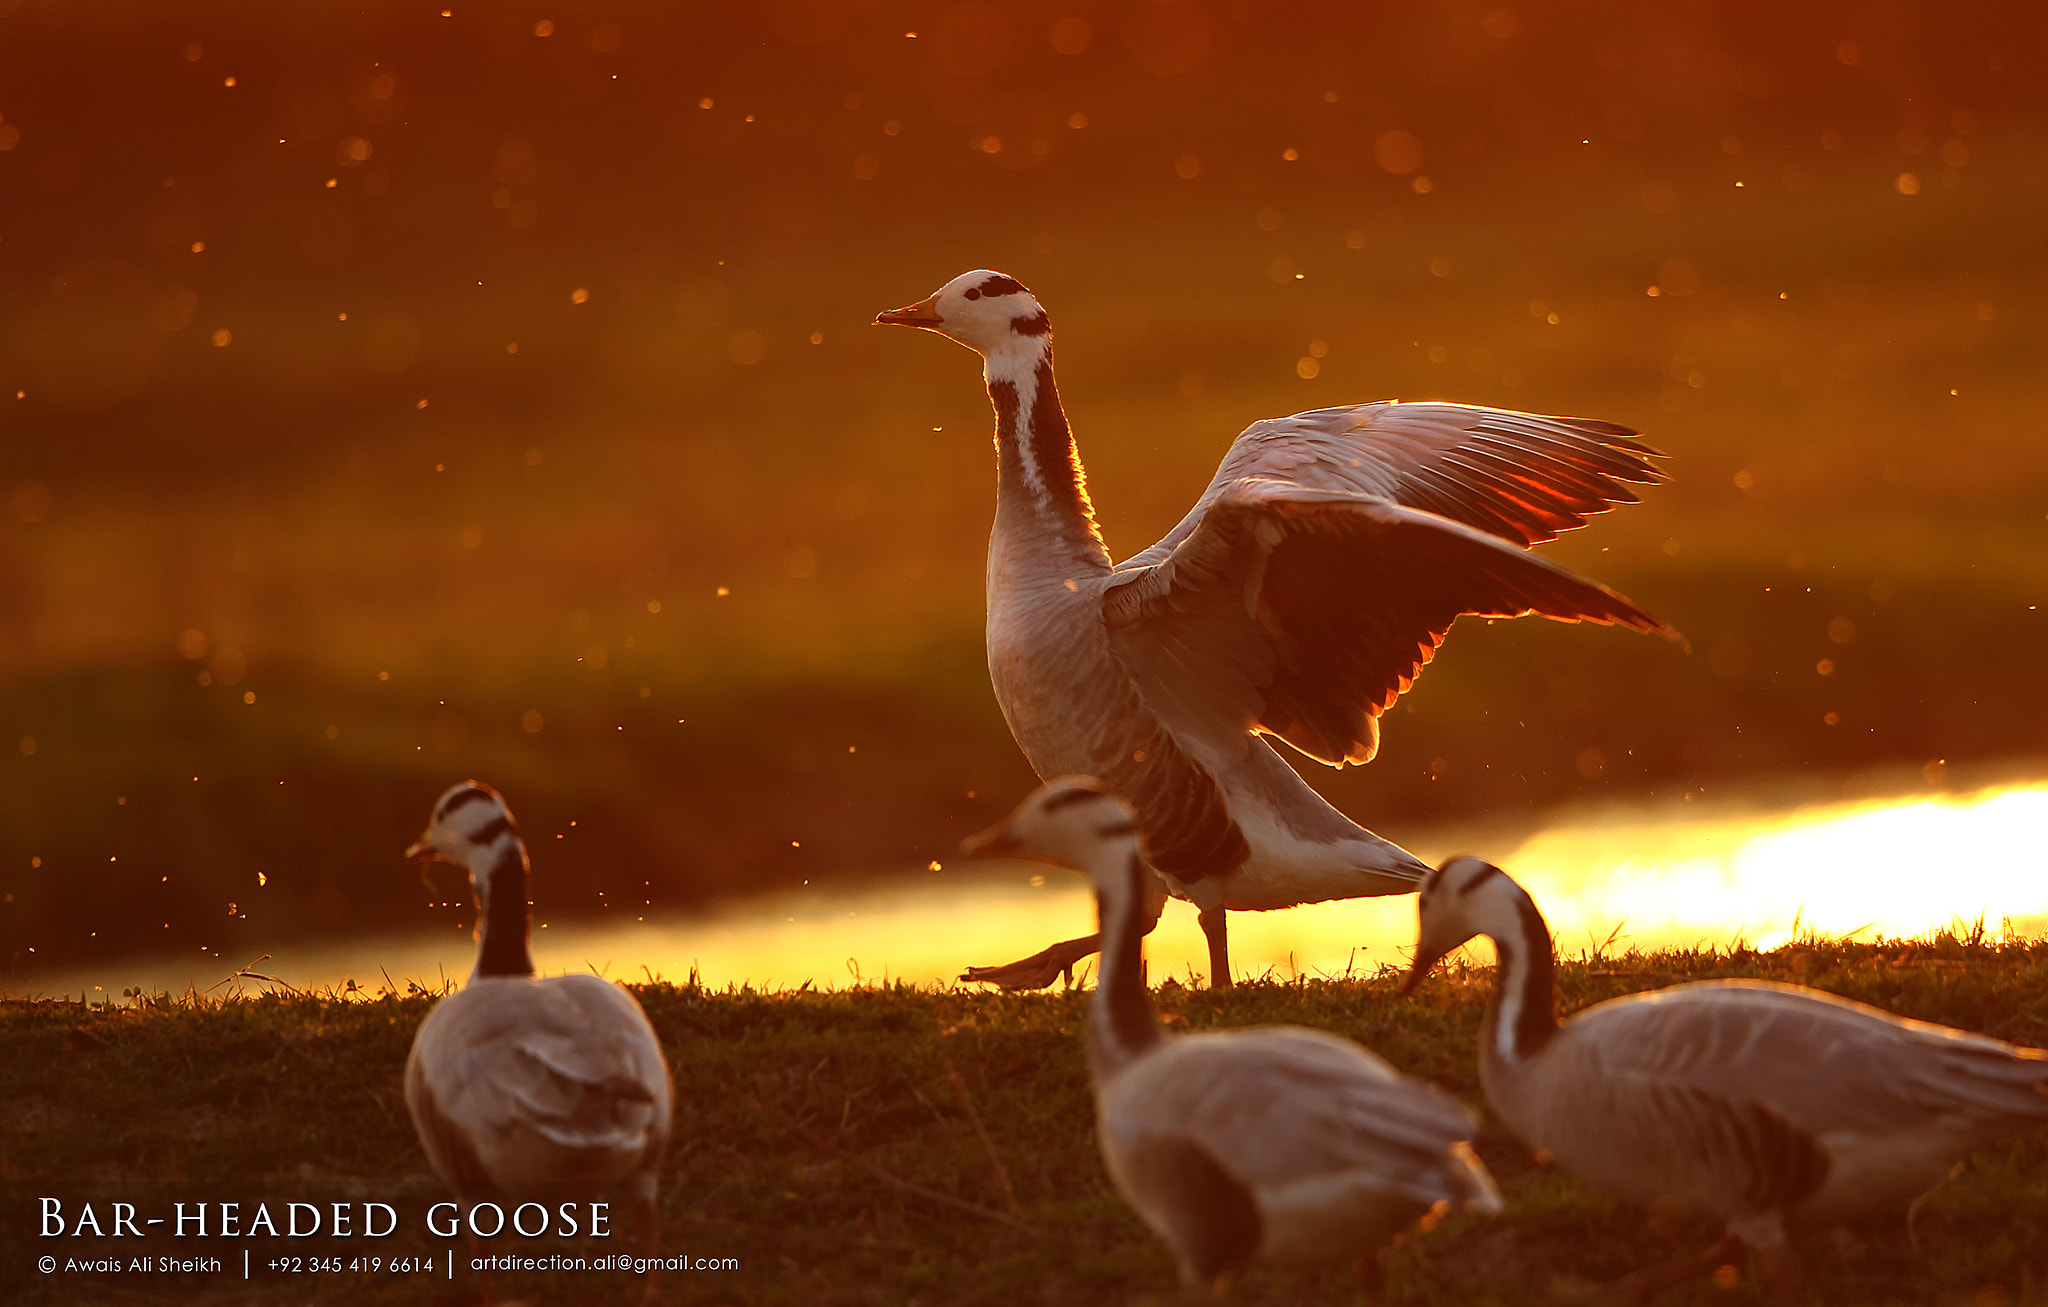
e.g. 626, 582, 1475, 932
1374, 130, 1423, 174
1049, 16, 1092, 55
728, 328, 767, 365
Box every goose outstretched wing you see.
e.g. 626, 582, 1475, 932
1105, 430, 1678, 765
1123, 401, 1668, 567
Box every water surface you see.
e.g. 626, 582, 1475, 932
16, 779, 2048, 1001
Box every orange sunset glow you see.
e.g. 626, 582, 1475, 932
1, 1, 2044, 989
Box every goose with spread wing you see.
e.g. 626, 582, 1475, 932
402, 781, 671, 1298
965, 777, 1500, 1298
878, 270, 1678, 990
1404, 856, 2048, 1301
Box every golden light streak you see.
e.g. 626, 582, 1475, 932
19, 781, 2048, 1000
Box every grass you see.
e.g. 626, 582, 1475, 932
6, 930, 2048, 1305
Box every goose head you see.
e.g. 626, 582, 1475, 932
875, 269, 1051, 360
960, 775, 1138, 881
1401, 856, 1523, 993
405, 780, 524, 908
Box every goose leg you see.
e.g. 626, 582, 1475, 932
1198, 906, 1231, 990
960, 933, 1102, 990
963, 876, 1168, 990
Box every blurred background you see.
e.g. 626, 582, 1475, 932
2, 0, 2045, 981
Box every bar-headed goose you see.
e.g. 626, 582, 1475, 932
880, 270, 1678, 991
402, 781, 672, 1275
1404, 856, 2048, 1300
965, 777, 1501, 1296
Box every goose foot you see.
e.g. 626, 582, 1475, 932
960, 933, 1101, 990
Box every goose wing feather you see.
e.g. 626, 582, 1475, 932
1564, 981, 2048, 1136
412, 976, 672, 1160
402, 1064, 497, 1194
1107, 1028, 1490, 1206
1123, 401, 1667, 570
1104, 480, 1676, 766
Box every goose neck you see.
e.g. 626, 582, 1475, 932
1482, 890, 1559, 1067
1087, 840, 1163, 1077
985, 342, 1110, 571
470, 838, 535, 980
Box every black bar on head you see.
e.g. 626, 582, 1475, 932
1456, 861, 1503, 897
435, 786, 494, 822
1043, 780, 1111, 814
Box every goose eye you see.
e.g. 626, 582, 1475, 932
964, 288, 981, 301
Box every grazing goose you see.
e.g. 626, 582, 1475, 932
1403, 856, 2048, 1300
402, 781, 672, 1287
879, 270, 1677, 990
964, 777, 1502, 1298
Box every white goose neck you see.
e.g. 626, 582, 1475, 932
468, 832, 535, 982
984, 336, 1110, 571
1481, 890, 1558, 1069
1087, 837, 1163, 1078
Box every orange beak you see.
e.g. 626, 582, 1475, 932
875, 293, 943, 329
1398, 943, 1448, 997
959, 817, 1023, 859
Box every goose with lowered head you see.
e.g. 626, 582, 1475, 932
965, 776, 1501, 1298
1404, 855, 2048, 1301
879, 269, 1678, 991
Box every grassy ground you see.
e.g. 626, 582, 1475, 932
6, 932, 2048, 1305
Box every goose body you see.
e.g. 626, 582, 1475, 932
966, 778, 1500, 1293
402, 782, 672, 1231
405, 974, 670, 1199
1406, 856, 2048, 1292
880, 270, 1677, 989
